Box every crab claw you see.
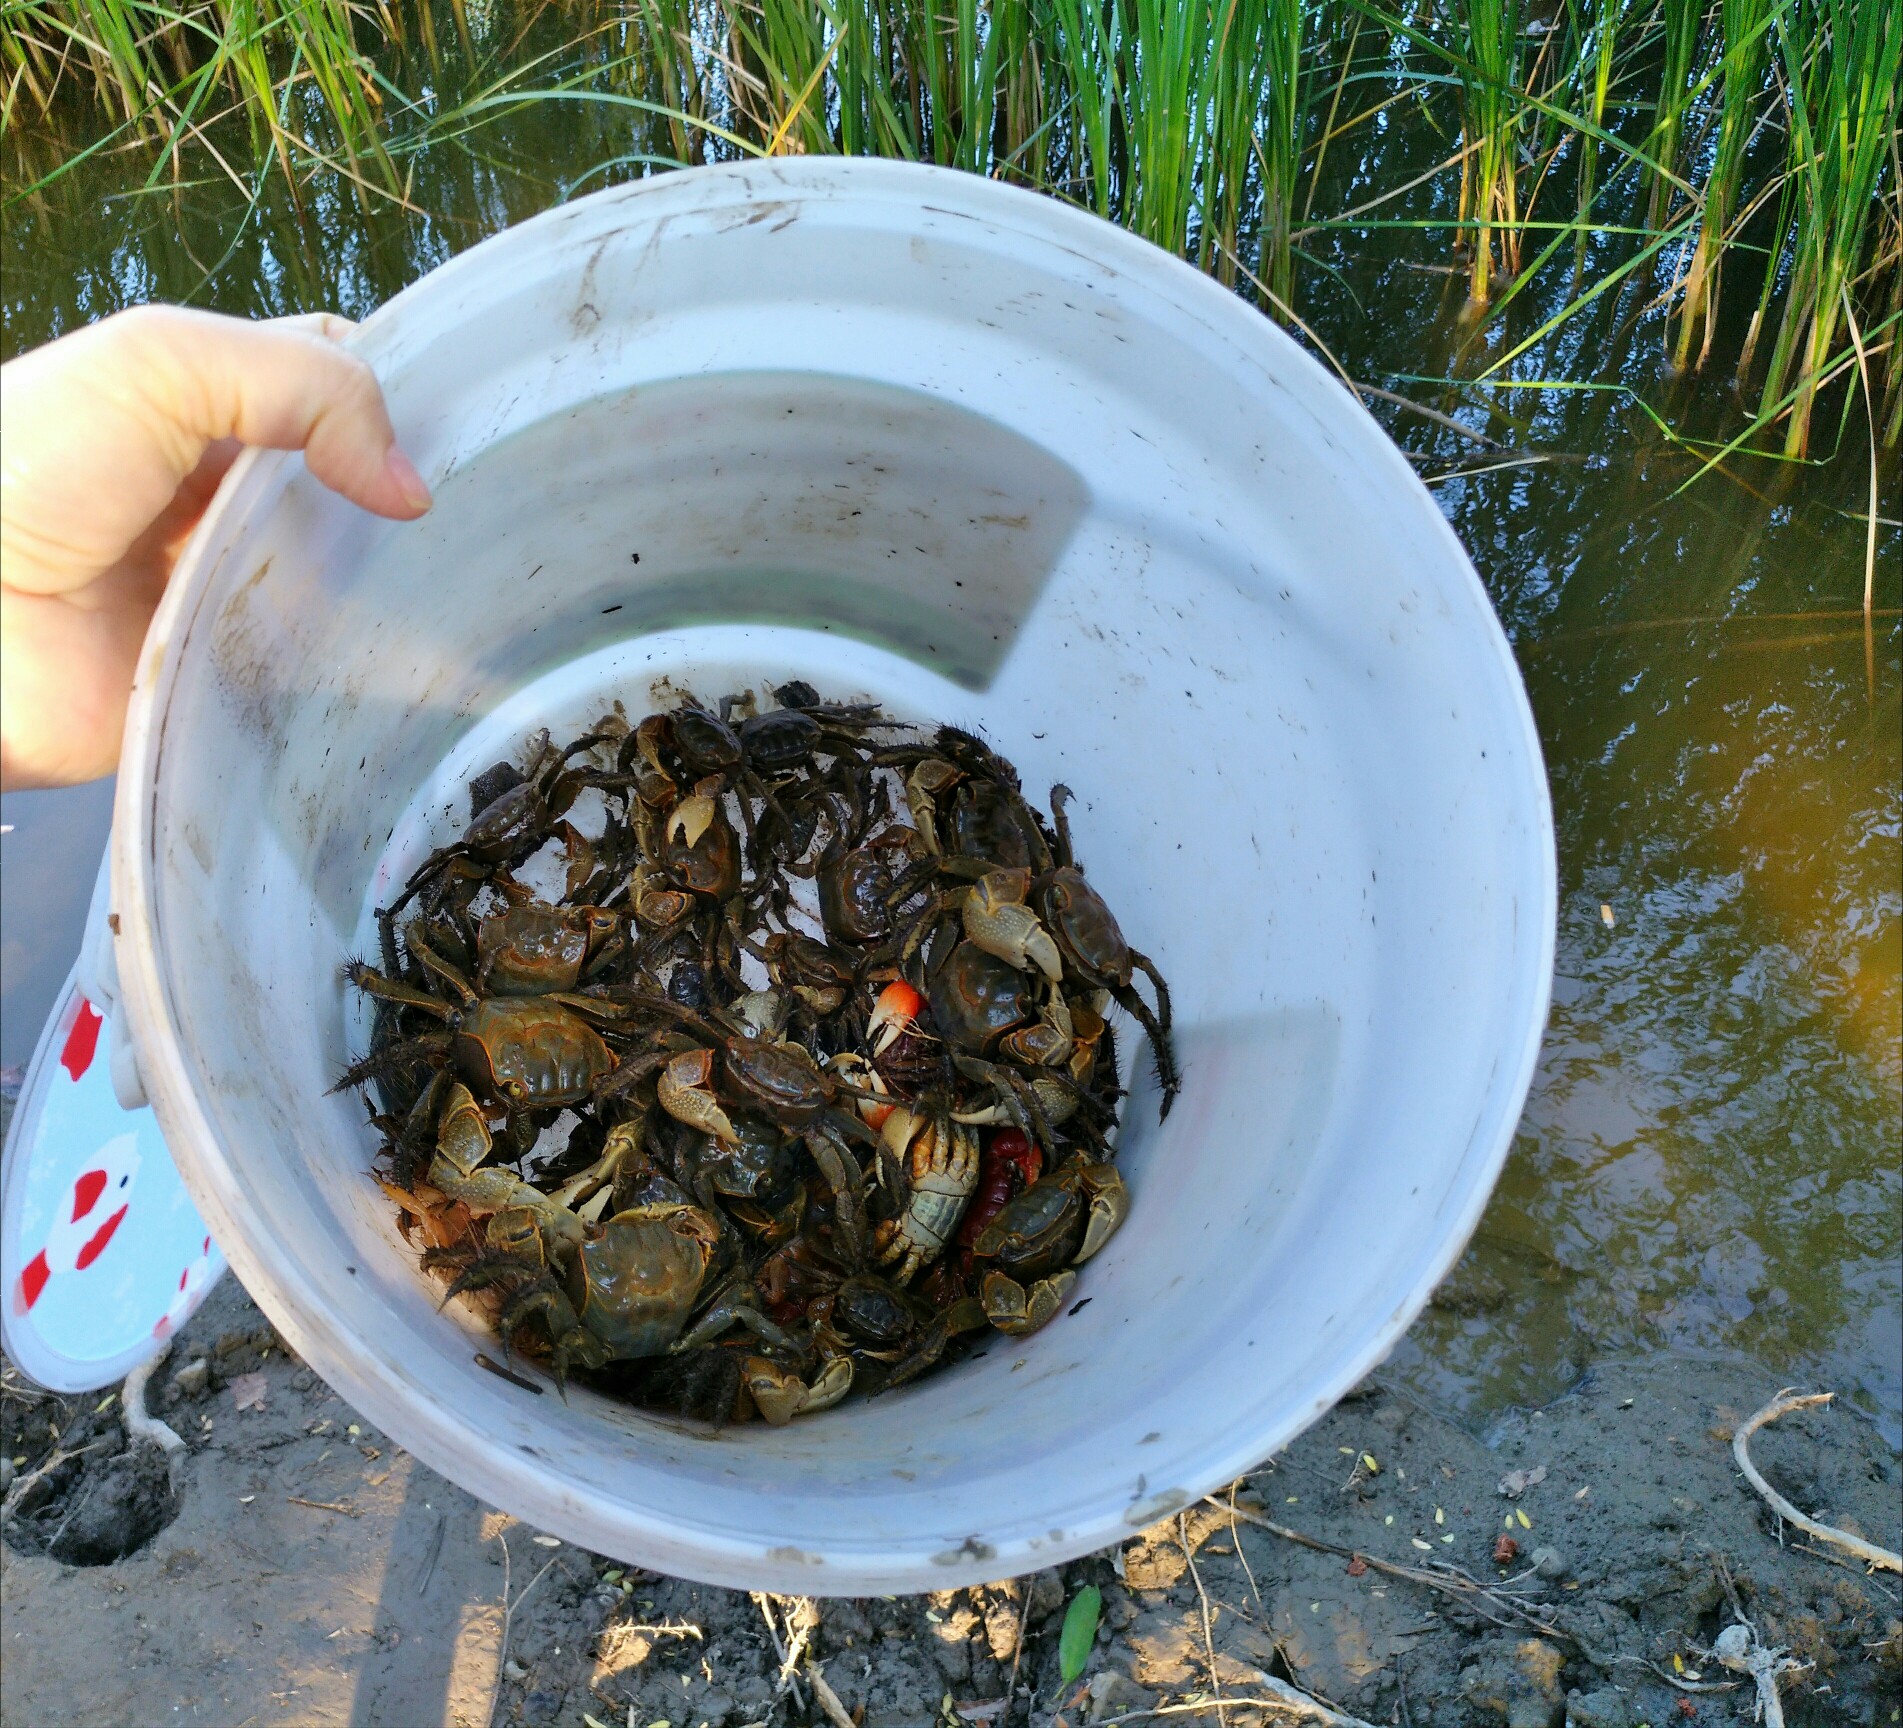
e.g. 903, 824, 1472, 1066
980, 1268, 1076, 1337
879, 1105, 922, 1162
657, 1048, 739, 1145
1075, 1162, 1129, 1261
745, 1353, 854, 1425
830, 1053, 895, 1129
868, 980, 922, 1056
666, 792, 718, 848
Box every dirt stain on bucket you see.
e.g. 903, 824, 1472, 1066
209, 556, 298, 749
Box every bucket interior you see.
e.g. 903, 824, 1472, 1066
128, 163, 1551, 1590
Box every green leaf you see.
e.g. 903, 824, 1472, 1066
1058, 1584, 1102, 1684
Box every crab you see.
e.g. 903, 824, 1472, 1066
473, 899, 622, 995
1040, 787, 1178, 1113
428, 1130, 791, 1384
870, 1105, 981, 1282
817, 826, 918, 946
335, 945, 637, 1118
387, 726, 618, 920
925, 940, 1036, 1056
348, 690, 1166, 1420
742, 1352, 856, 1425
594, 1001, 886, 1260
970, 1156, 1128, 1336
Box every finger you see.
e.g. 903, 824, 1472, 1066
1, 306, 428, 602
270, 312, 358, 342
113, 305, 432, 520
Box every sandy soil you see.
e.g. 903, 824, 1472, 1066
4, 1264, 1898, 1728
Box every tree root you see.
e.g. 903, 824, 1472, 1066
1731, 1389, 1901, 1573
1708, 1553, 1810, 1726
121, 1344, 186, 1479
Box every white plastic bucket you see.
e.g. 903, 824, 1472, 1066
112, 158, 1554, 1594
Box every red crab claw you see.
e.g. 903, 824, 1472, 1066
867, 980, 922, 1057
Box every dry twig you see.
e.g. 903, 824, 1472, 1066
1240, 1675, 1384, 1727
1002, 1576, 1035, 1728
1180, 1511, 1229, 1728
1707, 1553, 1809, 1727
806, 1661, 856, 1728
1222, 1486, 1266, 1618
1731, 1390, 1902, 1573
1, 1438, 111, 1521
486, 1530, 561, 1727
286, 1496, 359, 1517
1089, 1688, 1381, 1727
752, 1592, 809, 1713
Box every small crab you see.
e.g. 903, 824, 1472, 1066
870, 1105, 981, 1282
389, 726, 615, 919
470, 1190, 798, 1384
925, 940, 1036, 1056
474, 899, 621, 996
659, 777, 743, 901
599, 1009, 884, 1259
336, 951, 629, 1115
491, 1200, 727, 1377
817, 826, 917, 946
970, 1156, 1128, 1336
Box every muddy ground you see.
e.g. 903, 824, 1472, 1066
3, 1259, 1898, 1728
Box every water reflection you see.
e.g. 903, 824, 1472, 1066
2, 10, 1895, 1439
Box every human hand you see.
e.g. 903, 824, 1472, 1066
1, 305, 431, 790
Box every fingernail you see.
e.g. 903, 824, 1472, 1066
384, 445, 433, 515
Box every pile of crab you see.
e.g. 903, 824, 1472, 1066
340, 685, 1176, 1423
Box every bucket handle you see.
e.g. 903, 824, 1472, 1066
76, 846, 149, 1112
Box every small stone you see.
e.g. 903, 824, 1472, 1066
0, 1458, 15, 1495
729, 1675, 774, 1713
1712, 1623, 1754, 1670
291, 1370, 315, 1392
1459, 1637, 1565, 1728
698, 1687, 736, 1725
170, 1359, 210, 1399
1530, 1546, 1566, 1581
1026, 1568, 1067, 1624
1087, 1673, 1155, 1723
1564, 1688, 1629, 1728
214, 1330, 250, 1360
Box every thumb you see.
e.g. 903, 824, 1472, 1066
121, 305, 434, 521
1, 305, 429, 601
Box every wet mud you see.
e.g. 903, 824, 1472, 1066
4, 1270, 1896, 1728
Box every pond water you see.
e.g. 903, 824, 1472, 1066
3, 10, 1896, 1442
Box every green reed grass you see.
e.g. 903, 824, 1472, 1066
1450, 0, 1525, 309
1, 0, 391, 192
2, 0, 1897, 456
1743, 0, 1900, 456
1668, 0, 1772, 375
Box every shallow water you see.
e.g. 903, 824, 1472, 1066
3, 11, 1896, 1440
